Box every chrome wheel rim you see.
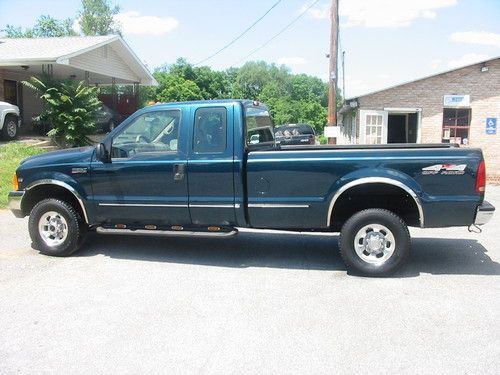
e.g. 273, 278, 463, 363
38, 211, 68, 247
6, 120, 16, 138
353, 224, 396, 265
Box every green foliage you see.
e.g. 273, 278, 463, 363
0, 143, 44, 208
146, 59, 337, 132
2, 15, 77, 38
79, 0, 121, 36
152, 58, 231, 103
154, 74, 203, 102
23, 76, 101, 147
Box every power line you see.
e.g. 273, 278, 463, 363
233, 0, 322, 65
194, 0, 283, 66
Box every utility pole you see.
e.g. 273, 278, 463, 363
327, 0, 339, 144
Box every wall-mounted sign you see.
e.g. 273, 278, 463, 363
486, 118, 497, 135
443, 95, 470, 107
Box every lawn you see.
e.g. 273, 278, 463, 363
0, 143, 44, 209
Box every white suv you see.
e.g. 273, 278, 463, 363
0, 101, 21, 140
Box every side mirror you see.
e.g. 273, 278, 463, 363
96, 143, 111, 163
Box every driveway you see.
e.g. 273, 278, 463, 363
0, 187, 499, 374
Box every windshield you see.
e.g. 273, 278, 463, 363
245, 106, 274, 145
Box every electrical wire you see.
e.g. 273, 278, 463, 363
233, 0, 322, 65
194, 0, 283, 66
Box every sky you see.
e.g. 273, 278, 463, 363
1, 0, 499, 98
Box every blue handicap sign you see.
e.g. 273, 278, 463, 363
486, 118, 497, 135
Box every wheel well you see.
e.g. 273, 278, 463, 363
4, 113, 18, 123
22, 184, 86, 222
330, 183, 421, 231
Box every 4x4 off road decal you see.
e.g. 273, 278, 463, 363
422, 164, 466, 175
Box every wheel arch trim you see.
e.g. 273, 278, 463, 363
327, 177, 424, 228
24, 179, 89, 223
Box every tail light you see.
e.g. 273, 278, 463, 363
309, 135, 315, 144
475, 160, 486, 193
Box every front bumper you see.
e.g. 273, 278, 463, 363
8, 191, 25, 218
474, 201, 495, 225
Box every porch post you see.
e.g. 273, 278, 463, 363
134, 82, 139, 109
111, 77, 117, 112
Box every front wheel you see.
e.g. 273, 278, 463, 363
339, 209, 410, 276
2, 115, 18, 140
28, 199, 85, 257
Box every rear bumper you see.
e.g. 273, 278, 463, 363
8, 191, 25, 218
474, 201, 495, 225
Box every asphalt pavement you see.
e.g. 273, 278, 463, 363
1, 186, 499, 374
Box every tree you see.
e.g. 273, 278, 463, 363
23, 76, 102, 147
153, 74, 203, 103
2, 15, 77, 38
143, 59, 330, 132
79, 0, 121, 36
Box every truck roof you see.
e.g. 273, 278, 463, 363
147, 99, 264, 108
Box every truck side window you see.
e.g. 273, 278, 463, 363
245, 106, 274, 146
193, 107, 227, 153
111, 110, 180, 159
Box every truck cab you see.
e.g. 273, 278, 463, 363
91, 100, 271, 229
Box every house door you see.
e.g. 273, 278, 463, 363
360, 110, 388, 144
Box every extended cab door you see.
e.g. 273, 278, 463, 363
90, 108, 190, 226
187, 104, 236, 226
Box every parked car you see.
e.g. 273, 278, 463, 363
8, 100, 495, 276
275, 123, 316, 145
0, 101, 21, 140
95, 104, 123, 133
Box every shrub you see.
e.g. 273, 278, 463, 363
23, 76, 101, 147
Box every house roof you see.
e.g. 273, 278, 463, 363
347, 56, 500, 101
0, 35, 157, 85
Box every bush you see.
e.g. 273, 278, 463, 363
23, 76, 101, 147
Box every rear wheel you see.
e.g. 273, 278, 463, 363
339, 209, 410, 276
28, 199, 85, 257
2, 115, 18, 140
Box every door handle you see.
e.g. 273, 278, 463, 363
173, 163, 185, 181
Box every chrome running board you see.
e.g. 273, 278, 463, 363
96, 227, 238, 238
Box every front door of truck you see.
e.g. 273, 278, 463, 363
91, 108, 191, 226
187, 105, 236, 226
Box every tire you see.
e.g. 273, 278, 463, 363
28, 199, 85, 257
1, 115, 18, 140
339, 209, 410, 277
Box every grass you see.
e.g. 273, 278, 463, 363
0, 142, 45, 208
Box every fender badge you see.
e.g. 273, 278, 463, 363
422, 164, 466, 175
71, 167, 88, 174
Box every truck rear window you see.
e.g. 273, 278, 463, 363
245, 106, 274, 146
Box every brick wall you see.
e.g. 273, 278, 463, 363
356, 59, 500, 182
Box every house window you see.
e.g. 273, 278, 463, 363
365, 114, 383, 144
442, 108, 471, 145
